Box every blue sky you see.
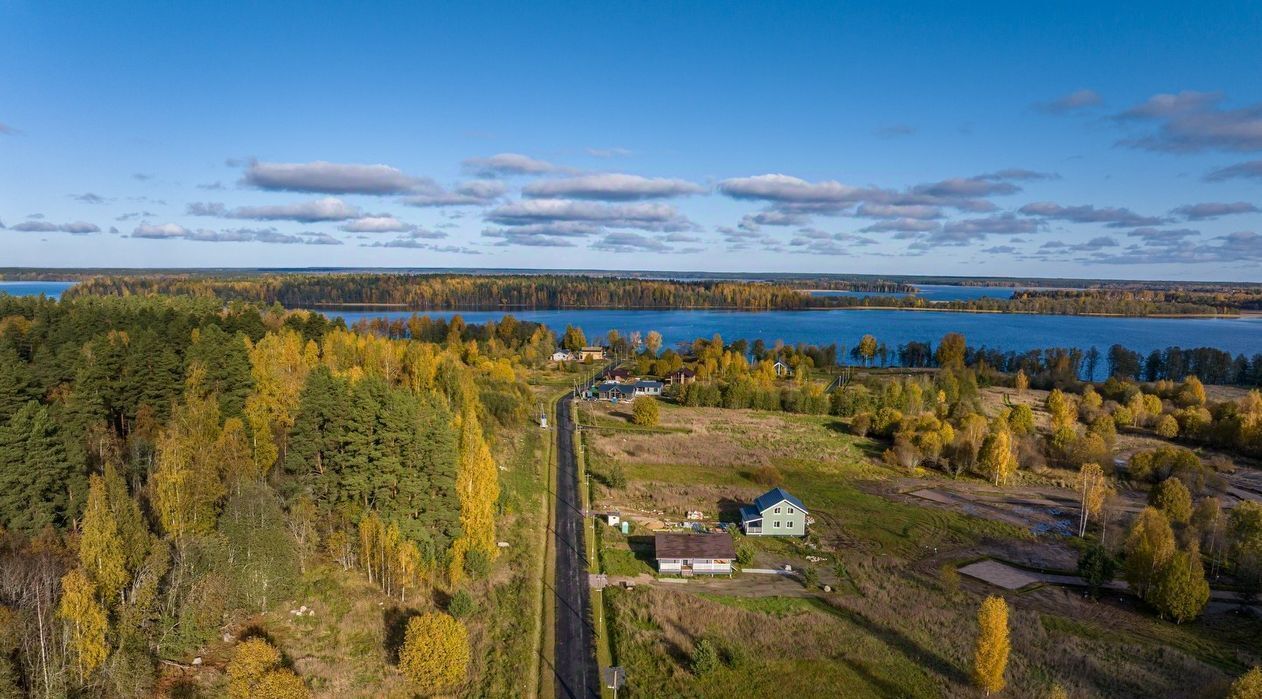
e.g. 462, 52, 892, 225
2, 2, 1261, 279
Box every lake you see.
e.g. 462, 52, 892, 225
0, 281, 76, 299
322, 307, 1262, 376
4, 281, 1259, 379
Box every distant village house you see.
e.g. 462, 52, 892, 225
578, 346, 607, 361
593, 380, 663, 402
665, 368, 697, 385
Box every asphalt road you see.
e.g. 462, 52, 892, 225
553, 394, 600, 699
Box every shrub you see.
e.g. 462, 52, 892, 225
939, 563, 960, 595
464, 549, 492, 579
850, 413, 872, 437
736, 542, 755, 566
447, 589, 476, 619
631, 397, 660, 426
1077, 543, 1116, 598
1149, 477, 1192, 524
800, 566, 819, 590
691, 639, 721, 675
399, 612, 470, 693
1155, 414, 1179, 438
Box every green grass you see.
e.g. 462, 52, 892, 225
694, 594, 817, 617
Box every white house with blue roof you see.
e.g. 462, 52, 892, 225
740, 487, 808, 536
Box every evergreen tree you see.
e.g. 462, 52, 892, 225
0, 400, 80, 532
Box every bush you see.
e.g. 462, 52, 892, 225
1077, 543, 1116, 598
850, 413, 872, 437
691, 639, 721, 675
464, 549, 491, 579
1155, 414, 1179, 438
939, 563, 960, 595
800, 566, 819, 590
606, 464, 627, 489
631, 397, 660, 426
736, 542, 755, 566
399, 612, 470, 693
447, 589, 476, 619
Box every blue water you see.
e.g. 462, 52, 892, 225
0, 281, 76, 299
324, 307, 1262, 365
811, 284, 1025, 301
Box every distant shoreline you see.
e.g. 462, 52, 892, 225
305, 302, 1249, 319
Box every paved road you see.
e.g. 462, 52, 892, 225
553, 395, 600, 699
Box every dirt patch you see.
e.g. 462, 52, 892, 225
958, 560, 1040, 590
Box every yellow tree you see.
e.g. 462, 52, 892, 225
972, 595, 1010, 695
398, 612, 470, 694
57, 569, 109, 681
1229, 666, 1262, 699
456, 402, 500, 562
1076, 463, 1108, 537
1014, 369, 1029, 394
78, 474, 128, 606
244, 330, 316, 476
152, 371, 226, 538
1123, 507, 1176, 599
228, 637, 310, 699
980, 425, 1016, 486
857, 334, 878, 366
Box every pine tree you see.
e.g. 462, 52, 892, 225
455, 402, 499, 561
0, 401, 78, 532
103, 462, 151, 573
398, 612, 470, 693
58, 568, 109, 681
972, 595, 1010, 695
79, 474, 128, 606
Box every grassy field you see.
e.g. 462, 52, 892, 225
585, 399, 1262, 698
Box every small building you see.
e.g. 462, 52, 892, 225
654, 532, 735, 576
551, 350, 576, 362
594, 380, 663, 402
665, 368, 697, 385
740, 487, 808, 536
772, 361, 793, 378
603, 512, 621, 527
579, 346, 607, 361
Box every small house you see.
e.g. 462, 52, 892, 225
740, 487, 808, 536
631, 379, 663, 397
603, 512, 621, 527
772, 361, 793, 378
595, 380, 663, 402
551, 350, 575, 362
654, 533, 735, 576
665, 368, 696, 385
579, 346, 607, 361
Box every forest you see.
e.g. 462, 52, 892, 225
58, 273, 1252, 316
0, 293, 554, 697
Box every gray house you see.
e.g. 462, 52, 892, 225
739, 487, 808, 536
593, 380, 663, 402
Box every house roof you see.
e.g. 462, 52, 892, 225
753, 487, 807, 514
634, 380, 663, 389
595, 382, 629, 393
739, 505, 762, 522
580, 346, 605, 352
654, 533, 736, 560
669, 368, 696, 377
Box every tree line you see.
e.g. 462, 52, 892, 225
58, 272, 1244, 315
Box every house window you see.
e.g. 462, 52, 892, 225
787, 507, 795, 514
774, 507, 781, 514
773, 521, 781, 528
786, 520, 794, 529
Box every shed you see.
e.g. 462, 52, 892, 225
653, 533, 736, 576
